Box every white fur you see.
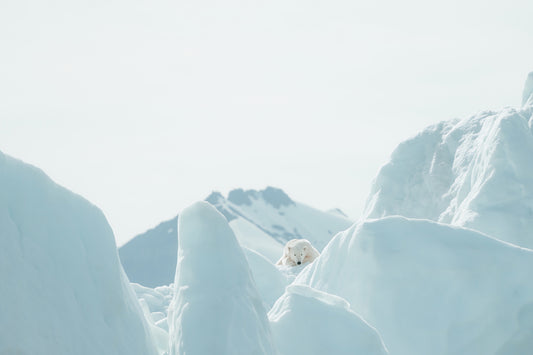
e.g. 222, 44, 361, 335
276, 239, 320, 267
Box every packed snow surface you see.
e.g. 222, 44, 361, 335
296, 217, 533, 355
364, 92, 533, 248
167, 201, 277, 354
133, 283, 173, 332
0, 151, 157, 355
120, 187, 351, 287
242, 247, 288, 308
269, 285, 389, 355
230, 217, 284, 263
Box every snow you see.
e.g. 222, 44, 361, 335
364, 98, 533, 248
0, 151, 157, 355
230, 217, 285, 263
167, 201, 277, 354
132, 283, 173, 332
295, 216, 533, 355
243, 247, 288, 308
268, 285, 389, 355
120, 187, 351, 287
326, 207, 349, 218
119, 216, 178, 288
214, 187, 353, 251
523, 72, 533, 107
11, 72, 533, 355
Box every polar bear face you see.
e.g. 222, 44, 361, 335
277, 239, 320, 267
288, 242, 309, 265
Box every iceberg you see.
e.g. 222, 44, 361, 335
269, 285, 389, 355
0, 151, 157, 355
167, 201, 277, 354
296, 217, 533, 355
364, 78, 533, 248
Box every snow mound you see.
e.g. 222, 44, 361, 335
133, 283, 174, 332
0, 151, 157, 355
243, 247, 288, 309
364, 97, 533, 248
295, 217, 533, 355
268, 285, 389, 355
167, 201, 277, 354
276, 261, 315, 283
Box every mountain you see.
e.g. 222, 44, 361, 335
0, 151, 158, 355
363, 72, 533, 248
119, 186, 353, 287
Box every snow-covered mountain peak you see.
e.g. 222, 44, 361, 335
227, 188, 254, 205
259, 186, 295, 208
205, 191, 224, 204
212, 186, 295, 209
523, 71, 533, 107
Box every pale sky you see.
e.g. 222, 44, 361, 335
1, 0, 532, 246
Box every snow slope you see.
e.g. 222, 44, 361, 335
269, 285, 389, 355
230, 217, 284, 262
0, 151, 158, 355
133, 283, 174, 332
364, 77, 533, 248
209, 187, 353, 251
243, 247, 288, 308
167, 202, 277, 355
120, 187, 352, 287
296, 217, 533, 355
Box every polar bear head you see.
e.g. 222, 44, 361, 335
282, 239, 319, 266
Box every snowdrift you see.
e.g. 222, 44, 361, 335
120, 187, 351, 287
167, 202, 277, 354
243, 247, 288, 308
269, 285, 389, 355
296, 217, 533, 355
0, 151, 157, 355
133, 283, 173, 332
364, 81, 533, 248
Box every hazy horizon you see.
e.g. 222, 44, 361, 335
1, 0, 532, 246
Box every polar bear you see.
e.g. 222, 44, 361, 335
276, 239, 320, 267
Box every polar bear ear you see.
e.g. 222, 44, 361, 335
284, 244, 291, 257
303, 246, 307, 251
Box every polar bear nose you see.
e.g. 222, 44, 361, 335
297, 261, 301, 265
